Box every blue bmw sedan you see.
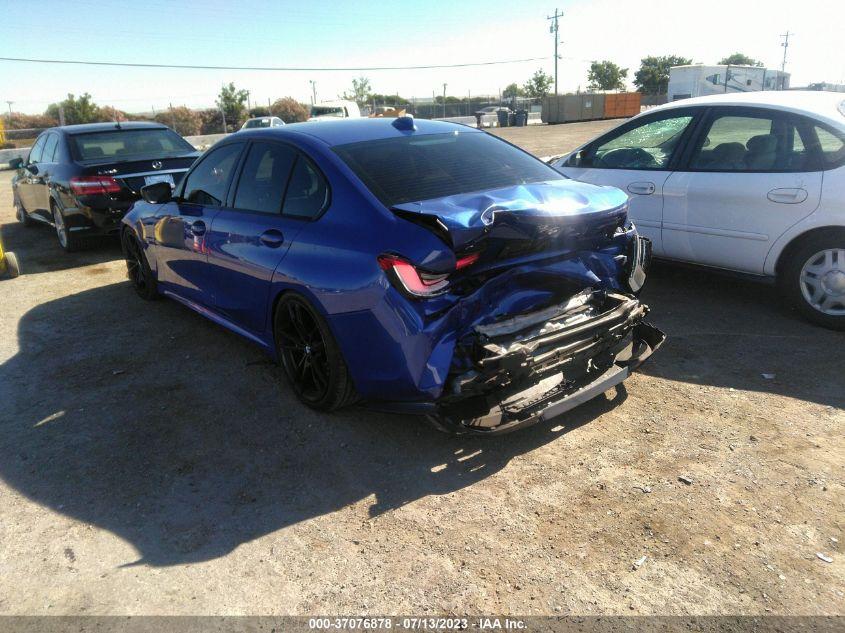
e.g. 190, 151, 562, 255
121, 117, 664, 434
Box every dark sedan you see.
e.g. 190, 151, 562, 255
10, 121, 199, 251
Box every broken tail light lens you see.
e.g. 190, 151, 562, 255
378, 254, 450, 297
70, 176, 122, 196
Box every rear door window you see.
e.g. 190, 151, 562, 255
233, 142, 297, 214
689, 111, 814, 172
42, 134, 59, 163
181, 142, 244, 207
28, 135, 47, 164
282, 156, 329, 219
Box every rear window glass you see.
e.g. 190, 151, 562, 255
333, 131, 562, 206
70, 128, 195, 162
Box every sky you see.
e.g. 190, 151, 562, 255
1, 0, 843, 115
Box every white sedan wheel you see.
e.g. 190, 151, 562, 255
799, 248, 845, 316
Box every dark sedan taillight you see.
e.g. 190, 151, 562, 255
70, 176, 122, 196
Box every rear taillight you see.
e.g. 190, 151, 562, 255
70, 175, 122, 196
377, 251, 480, 298
378, 254, 450, 297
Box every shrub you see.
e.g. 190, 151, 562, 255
198, 109, 225, 135
270, 98, 309, 123
154, 106, 201, 136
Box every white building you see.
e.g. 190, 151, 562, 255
668, 65, 790, 101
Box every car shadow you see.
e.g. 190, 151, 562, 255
637, 261, 845, 409
0, 281, 624, 567
0, 219, 123, 275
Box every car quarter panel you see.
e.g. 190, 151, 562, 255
763, 164, 845, 275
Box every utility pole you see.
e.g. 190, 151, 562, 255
5, 101, 13, 122
309, 80, 317, 105
442, 83, 447, 118
246, 90, 251, 114
547, 8, 564, 95
780, 31, 793, 75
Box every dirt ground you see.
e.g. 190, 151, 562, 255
0, 122, 842, 617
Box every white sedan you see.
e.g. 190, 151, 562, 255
550, 91, 845, 329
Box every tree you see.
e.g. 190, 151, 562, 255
155, 106, 201, 136
248, 106, 270, 117
719, 53, 764, 67
98, 106, 128, 123
633, 55, 693, 94
502, 83, 525, 99
342, 76, 372, 106
523, 69, 554, 98
270, 97, 309, 123
587, 60, 628, 91
45, 93, 101, 125
216, 82, 249, 130
370, 93, 411, 106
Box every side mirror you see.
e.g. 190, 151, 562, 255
8, 157, 23, 170
140, 181, 173, 204
26, 163, 39, 174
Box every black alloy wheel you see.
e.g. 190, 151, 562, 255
274, 294, 356, 410
121, 230, 158, 300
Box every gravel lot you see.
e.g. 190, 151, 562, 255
0, 121, 842, 616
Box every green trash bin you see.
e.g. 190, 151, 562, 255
514, 109, 528, 127
496, 109, 509, 127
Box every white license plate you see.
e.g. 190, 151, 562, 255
144, 174, 175, 187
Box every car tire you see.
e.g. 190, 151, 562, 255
781, 230, 845, 330
274, 293, 358, 411
121, 229, 158, 300
15, 195, 34, 227
51, 203, 82, 252
3, 251, 21, 278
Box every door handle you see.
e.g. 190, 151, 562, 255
767, 188, 807, 204
259, 229, 285, 248
189, 220, 206, 236
627, 181, 656, 195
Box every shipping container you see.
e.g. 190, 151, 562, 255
604, 92, 641, 118
541, 94, 608, 124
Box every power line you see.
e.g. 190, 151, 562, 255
0, 55, 551, 73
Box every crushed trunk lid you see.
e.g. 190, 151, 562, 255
392, 180, 629, 251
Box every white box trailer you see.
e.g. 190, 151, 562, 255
668, 65, 790, 101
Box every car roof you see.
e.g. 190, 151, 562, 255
56, 121, 169, 135
650, 90, 845, 127
234, 117, 479, 147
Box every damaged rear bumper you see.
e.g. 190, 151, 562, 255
428, 293, 665, 435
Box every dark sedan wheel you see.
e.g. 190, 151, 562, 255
15, 195, 34, 227
52, 204, 82, 252
274, 294, 357, 410
121, 230, 158, 300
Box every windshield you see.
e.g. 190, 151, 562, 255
311, 106, 345, 118
244, 118, 272, 128
333, 131, 564, 207
69, 128, 195, 162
